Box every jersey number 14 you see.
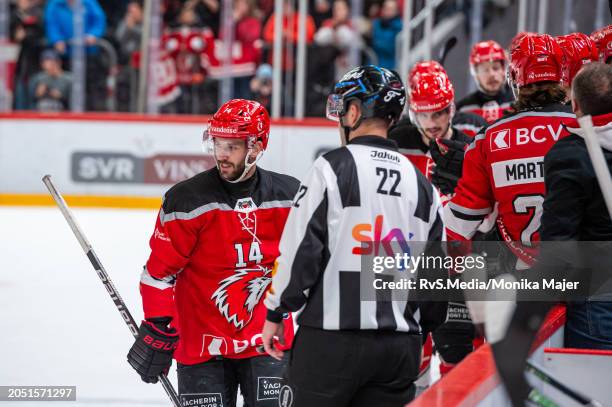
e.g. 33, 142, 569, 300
234, 242, 263, 267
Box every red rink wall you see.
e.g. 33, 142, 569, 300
410, 305, 566, 407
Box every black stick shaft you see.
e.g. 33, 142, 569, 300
42, 175, 182, 407
438, 36, 458, 65
526, 361, 601, 406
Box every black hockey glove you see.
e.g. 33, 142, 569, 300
430, 138, 468, 195
127, 318, 178, 383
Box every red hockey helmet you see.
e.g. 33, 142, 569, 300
556, 33, 599, 86
408, 60, 446, 87
591, 25, 612, 63
470, 40, 507, 69
409, 71, 455, 113
509, 32, 534, 53
509, 33, 564, 87
205, 99, 270, 150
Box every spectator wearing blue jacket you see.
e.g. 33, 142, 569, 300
44, 0, 107, 56
371, 0, 402, 70
45, 0, 107, 110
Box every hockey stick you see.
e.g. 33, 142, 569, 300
526, 360, 603, 407
437, 36, 457, 66
577, 115, 612, 219
41, 175, 182, 407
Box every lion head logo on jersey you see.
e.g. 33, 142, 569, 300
211, 265, 272, 330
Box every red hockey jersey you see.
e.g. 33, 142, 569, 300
456, 86, 515, 124
445, 104, 575, 265
141, 168, 299, 365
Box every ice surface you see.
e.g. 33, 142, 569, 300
0, 206, 180, 406
0, 206, 440, 406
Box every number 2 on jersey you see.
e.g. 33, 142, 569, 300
234, 242, 263, 267
513, 194, 544, 246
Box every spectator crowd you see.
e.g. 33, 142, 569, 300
9, 0, 481, 115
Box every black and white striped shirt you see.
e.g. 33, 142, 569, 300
265, 135, 447, 333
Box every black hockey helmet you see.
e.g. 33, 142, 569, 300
326, 65, 406, 127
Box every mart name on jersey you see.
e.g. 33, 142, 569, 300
490, 124, 564, 151
491, 156, 544, 188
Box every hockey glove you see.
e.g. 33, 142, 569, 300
430, 138, 468, 195
127, 318, 178, 383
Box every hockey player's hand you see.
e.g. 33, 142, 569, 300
127, 318, 179, 383
262, 319, 285, 361
430, 138, 468, 195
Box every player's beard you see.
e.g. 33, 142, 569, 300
218, 159, 247, 182
421, 121, 451, 146
424, 126, 443, 141
482, 76, 503, 95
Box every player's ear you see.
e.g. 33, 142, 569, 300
249, 140, 264, 160
570, 92, 581, 117
346, 102, 359, 127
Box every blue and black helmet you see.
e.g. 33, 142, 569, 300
326, 65, 406, 125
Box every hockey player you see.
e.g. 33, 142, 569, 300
262, 65, 447, 407
389, 68, 472, 197
445, 32, 574, 271
556, 32, 598, 95
489, 62, 612, 406
127, 99, 299, 407
406, 60, 488, 138
391, 67, 485, 376
456, 40, 514, 124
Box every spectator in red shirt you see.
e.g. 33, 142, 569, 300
263, 0, 315, 71
233, 0, 263, 99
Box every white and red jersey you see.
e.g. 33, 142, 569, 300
162, 27, 209, 85
202, 17, 263, 79
141, 168, 299, 365
131, 50, 181, 105
445, 104, 575, 265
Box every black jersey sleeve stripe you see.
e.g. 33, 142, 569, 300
375, 274, 398, 330
414, 171, 433, 223
277, 192, 330, 314
449, 208, 487, 222
339, 271, 362, 329
323, 147, 361, 208
427, 210, 444, 242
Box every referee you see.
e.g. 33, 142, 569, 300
262, 65, 448, 407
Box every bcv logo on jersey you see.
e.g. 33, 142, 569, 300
352, 215, 413, 255
490, 124, 565, 151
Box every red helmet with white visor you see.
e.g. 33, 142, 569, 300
408, 69, 455, 140
203, 99, 270, 183
469, 40, 507, 92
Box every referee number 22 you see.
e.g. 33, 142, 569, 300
376, 167, 401, 197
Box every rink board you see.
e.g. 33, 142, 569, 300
542, 347, 612, 405
0, 112, 340, 207
410, 306, 567, 407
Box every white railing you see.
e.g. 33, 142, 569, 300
397, 0, 461, 82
